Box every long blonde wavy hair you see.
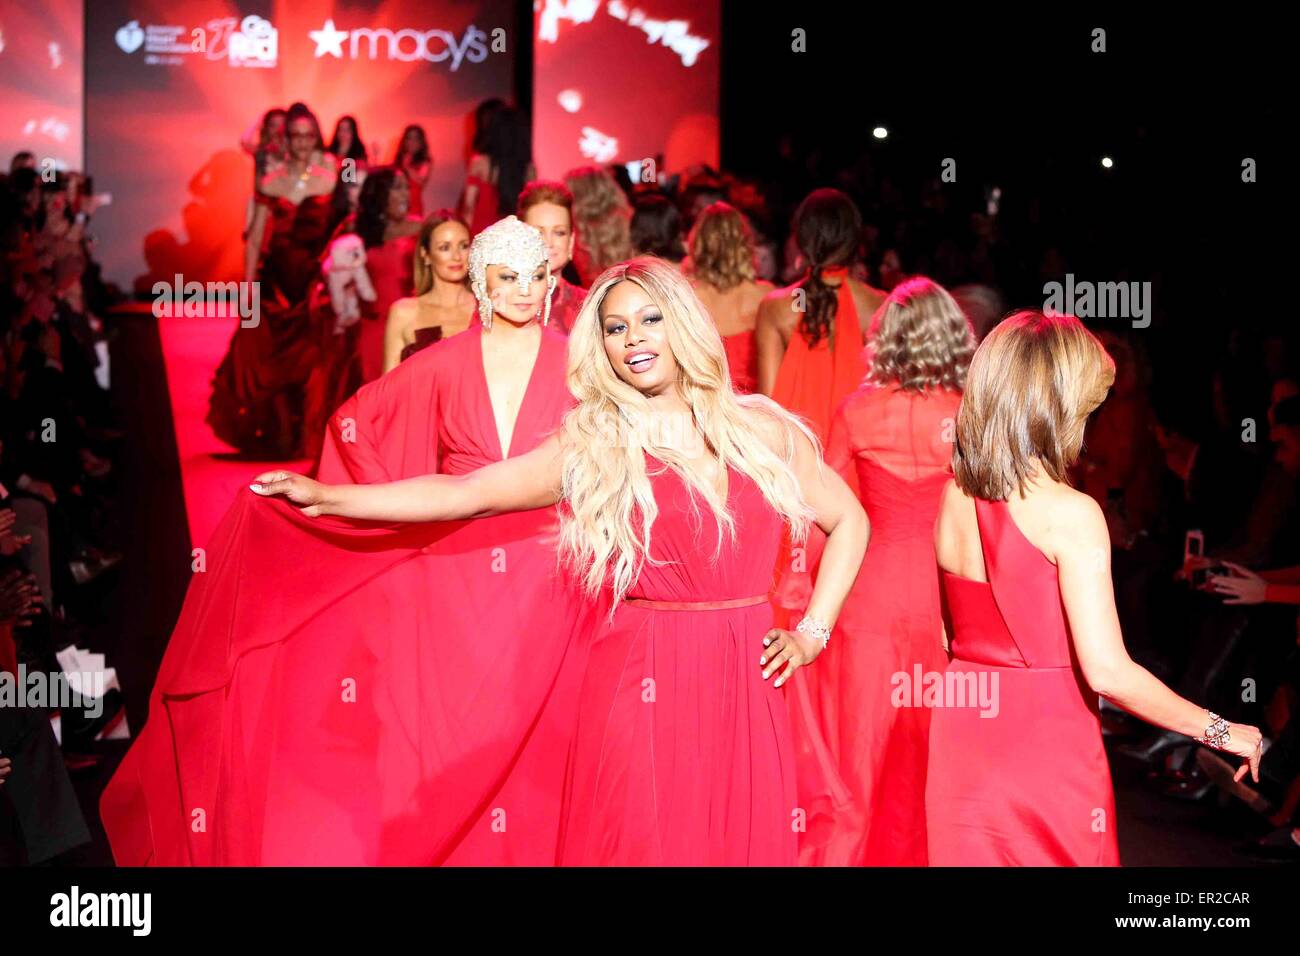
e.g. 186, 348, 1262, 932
558, 256, 818, 609
564, 165, 632, 286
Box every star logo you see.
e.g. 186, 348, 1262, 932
309, 19, 348, 58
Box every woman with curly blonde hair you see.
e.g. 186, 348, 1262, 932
685, 201, 773, 393
783, 277, 975, 866
563, 165, 632, 286
252, 256, 869, 865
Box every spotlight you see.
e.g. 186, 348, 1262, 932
872, 126, 888, 140
1101, 156, 1114, 169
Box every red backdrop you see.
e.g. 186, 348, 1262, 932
0, 0, 84, 171
532, 0, 719, 181
85, 0, 514, 289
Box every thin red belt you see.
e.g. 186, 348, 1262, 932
623, 594, 769, 611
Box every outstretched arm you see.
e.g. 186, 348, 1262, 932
252, 432, 565, 522
1056, 493, 1263, 781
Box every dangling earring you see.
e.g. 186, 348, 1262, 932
542, 275, 557, 327
474, 281, 493, 330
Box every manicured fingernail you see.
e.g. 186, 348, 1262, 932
759, 656, 766, 665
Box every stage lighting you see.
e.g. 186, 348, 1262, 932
872, 126, 888, 139
1101, 156, 1114, 169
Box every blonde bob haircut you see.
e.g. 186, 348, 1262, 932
953, 311, 1115, 501
558, 256, 818, 610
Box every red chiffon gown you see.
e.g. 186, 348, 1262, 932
926, 498, 1121, 865
769, 269, 865, 629
558, 454, 799, 865
102, 324, 594, 865
791, 385, 961, 866
463, 170, 499, 238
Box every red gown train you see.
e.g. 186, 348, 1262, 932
102, 325, 593, 865
926, 498, 1121, 865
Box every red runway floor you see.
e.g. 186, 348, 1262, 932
156, 310, 310, 550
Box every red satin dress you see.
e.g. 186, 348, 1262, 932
791, 385, 961, 866
558, 455, 798, 865
101, 325, 593, 865
927, 498, 1121, 866
722, 330, 757, 393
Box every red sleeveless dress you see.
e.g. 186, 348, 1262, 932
558, 455, 798, 865
792, 385, 961, 866
927, 498, 1121, 866
769, 269, 865, 442
769, 270, 866, 630
101, 326, 594, 865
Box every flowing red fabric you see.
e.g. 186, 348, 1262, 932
101, 325, 595, 865
792, 385, 961, 865
926, 499, 1121, 865
548, 278, 587, 336
558, 455, 799, 865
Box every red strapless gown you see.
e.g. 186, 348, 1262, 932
791, 385, 961, 866
101, 325, 594, 865
927, 498, 1121, 866
558, 455, 797, 865
722, 330, 757, 394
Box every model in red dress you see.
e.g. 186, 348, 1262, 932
519, 179, 586, 335
927, 311, 1264, 866
101, 218, 589, 865
248, 257, 870, 867
789, 278, 973, 866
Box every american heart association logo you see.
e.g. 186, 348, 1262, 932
115, 20, 144, 54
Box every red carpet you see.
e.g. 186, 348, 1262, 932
156, 309, 309, 550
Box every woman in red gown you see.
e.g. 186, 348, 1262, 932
519, 180, 586, 334
209, 105, 337, 458
758, 189, 888, 630
382, 211, 474, 373
101, 218, 591, 865
791, 278, 974, 866
686, 201, 772, 394
460, 100, 533, 238
929, 311, 1264, 865
251, 257, 869, 866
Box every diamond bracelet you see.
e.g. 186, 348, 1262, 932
795, 615, 832, 649
1196, 711, 1231, 750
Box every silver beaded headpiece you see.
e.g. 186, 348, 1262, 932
468, 215, 555, 329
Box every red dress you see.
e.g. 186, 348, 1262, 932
358, 232, 418, 383
548, 277, 587, 335
927, 498, 1121, 865
722, 330, 757, 393
791, 385, 961, 866
558, 455, 797, 865
769, 269, 864, 442
101, 326, 592, 865
463, 167, 499, 238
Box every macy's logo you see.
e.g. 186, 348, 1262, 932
308, 18, 494, 70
